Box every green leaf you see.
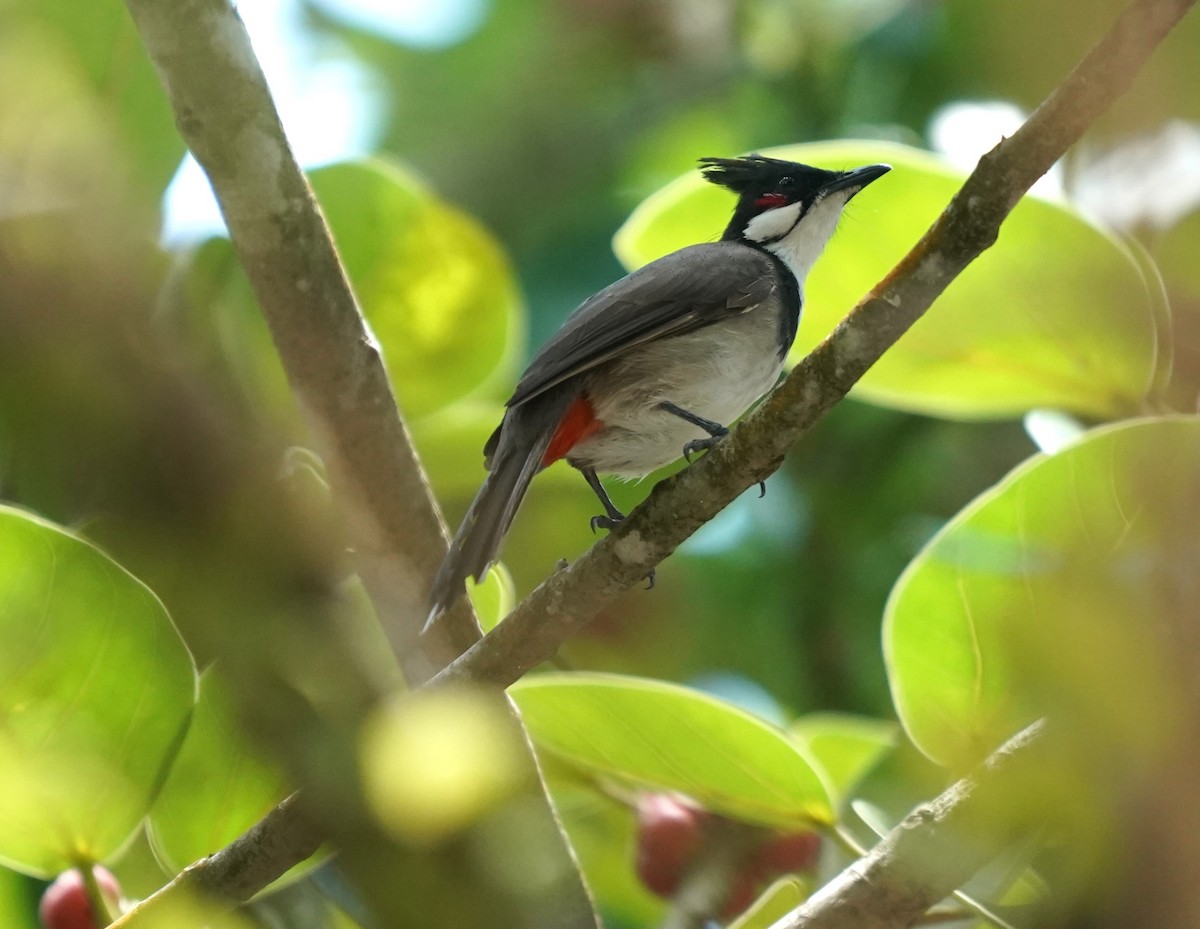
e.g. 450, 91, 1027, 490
615, 141, 1156, 420
312, 160, 525, 418
183, 160, 524, 422
510, 673, 832, 826
884, 416, 1200, 768
467, 563, 515, 633
3, 0, 184, 211
0, 506, 196, 876
727, 876, 809, 929
148, 669, 310, 882
789, 714, 897, 803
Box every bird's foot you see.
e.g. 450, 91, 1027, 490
590, 512, 624, 533
682, 427, 729, 463
587, 511, 654, 588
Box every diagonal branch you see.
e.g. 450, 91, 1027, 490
767, 721, 1048, 929
432, 0, 1197, 691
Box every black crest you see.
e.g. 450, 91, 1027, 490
699, 154, 834, 197
699, 154, 836, 244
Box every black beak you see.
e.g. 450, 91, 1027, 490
823, 163, 891, 199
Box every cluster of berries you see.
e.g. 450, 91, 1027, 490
633, 792, 821, 919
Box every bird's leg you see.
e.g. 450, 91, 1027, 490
581, 466, 627, 532
657, 401, 766, 498
579, 466, 654, 589
657, 401, 728, 461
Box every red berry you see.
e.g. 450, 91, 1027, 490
633, 793, 709, 897
39, 867, 121, 929
753, 830, 822, 876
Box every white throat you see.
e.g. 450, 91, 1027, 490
743, 191, 853, 286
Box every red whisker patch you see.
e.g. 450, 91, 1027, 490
754, 192, 790, 209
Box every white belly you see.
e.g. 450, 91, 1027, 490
569, 309, 785, 477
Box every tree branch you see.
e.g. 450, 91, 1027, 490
432, 0, 1197, 691
122, 0, 477, 679
110, 794, 321, 927
767, 721, 1048, 929
121, 0, 597, 925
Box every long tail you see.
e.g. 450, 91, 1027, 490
425, 427, 550, 628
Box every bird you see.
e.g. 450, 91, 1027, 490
425, 154, 890, 627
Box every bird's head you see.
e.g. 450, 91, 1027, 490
701, 155, 890, 276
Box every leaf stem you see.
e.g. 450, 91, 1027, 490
74, 859, 118, 927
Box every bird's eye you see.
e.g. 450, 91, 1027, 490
777, 176, 796, 189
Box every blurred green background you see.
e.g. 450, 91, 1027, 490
2, 0, 1199, 924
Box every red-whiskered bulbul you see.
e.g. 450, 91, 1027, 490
426, 155, 890, 625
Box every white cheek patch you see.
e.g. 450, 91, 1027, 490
765, 190, 855, 282
743, 200, 804, 244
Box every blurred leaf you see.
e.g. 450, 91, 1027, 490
884, 416, 1200, 769
849, 799, 894, 840
148, 669, 315, 884
789, 714, 897, 804
182, 160, 523, 422
1154, 208, 1200, 408
0, 865, 33, 929
2, 0, 183, 214
467, 563, 516, 632
510, 673, 832, 826
0, 506, 196, 876
312, 160, 524, 418
615, 141, 1156, 420
727, 876, 809, 929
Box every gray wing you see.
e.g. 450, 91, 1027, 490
508, 241, 780, 407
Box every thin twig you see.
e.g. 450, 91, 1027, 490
112, 795, 321, 928
830, 825, 1019, 929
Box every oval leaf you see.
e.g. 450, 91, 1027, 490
789, 714, 897, 804
616, 141, 1156, 420
0, 506, 196, 875
885, 416, 1200, 768
148, 669, 306, 881
183, 160, 524, 422
467, 563, 515, 633
312, 160, 524, 417
510, 673, 832, 826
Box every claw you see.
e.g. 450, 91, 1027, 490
682, 431, 726, 462
590, 513, 624, 533
757, 480, 767, 498
644, 568, 656, 590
